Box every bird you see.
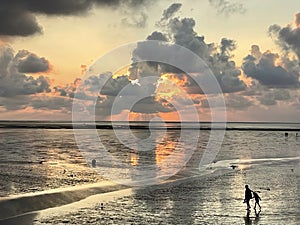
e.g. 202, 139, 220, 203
230, 165, 237, 170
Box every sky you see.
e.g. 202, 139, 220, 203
0, 0, 300, 122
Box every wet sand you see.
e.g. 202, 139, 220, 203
1, 157, 298, 225
1, 128, 299, 224
0, 129, 103, 197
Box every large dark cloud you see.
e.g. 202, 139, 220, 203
0, 7, 42, 36
0, 0, 153, 37
242, 45, 299, 88
0, 45, 51, 97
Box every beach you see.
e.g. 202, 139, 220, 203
0, 122, 299, 224
1, 157, 299, 225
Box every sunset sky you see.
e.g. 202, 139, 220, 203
0, 0, 300, 122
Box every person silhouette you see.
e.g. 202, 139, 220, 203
252, 191, 261, 210
92, 159, 96, 168
244, 185, 252, 210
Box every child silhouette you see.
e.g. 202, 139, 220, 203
252, 191, 261, 210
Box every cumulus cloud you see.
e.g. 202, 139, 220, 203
79, 72, 161, 115
146, 31, 168, 42
133, 9, 246, 94
242, 45, 299, 88
208, 0, 246, 17
72, 3, 247, 118
269, 12, 300, 63
0, 45, 51, 97
14, 50, 50, 73
0, 0, 154, 37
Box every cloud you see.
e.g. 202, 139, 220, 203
121, 12, 148, 28
0, 44, 14, 77
258, 89, 291, 106
162, 3, 182, 21
295, 13, 300, 27
201, 93, 252, 109
100, 75, 131, 96
156, 3, 182, 27
30, 95, 72, 111
134, 12, 246, 94
225, 94, 253, 109
208, 0, 246, 17
86, 73, 161, 114
242, 45, 299, 88
131, 96, 175, 113
14, 50, 50, 73
0, 94, 73, 113
0, 95, 29, 110
0, 45, 51, 97
269, 12, 300, 62
119, 0, 153, 28
0, 7, 42, 37
0, 0, 154, 37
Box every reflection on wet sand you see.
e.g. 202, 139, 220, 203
244, 209, 261, 225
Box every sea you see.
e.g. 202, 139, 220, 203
0, 121, 299, 224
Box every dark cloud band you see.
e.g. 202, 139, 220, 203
0, 0, 153, 37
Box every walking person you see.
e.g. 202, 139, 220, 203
252, 191, 261, 210
244, 185, 252, 210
